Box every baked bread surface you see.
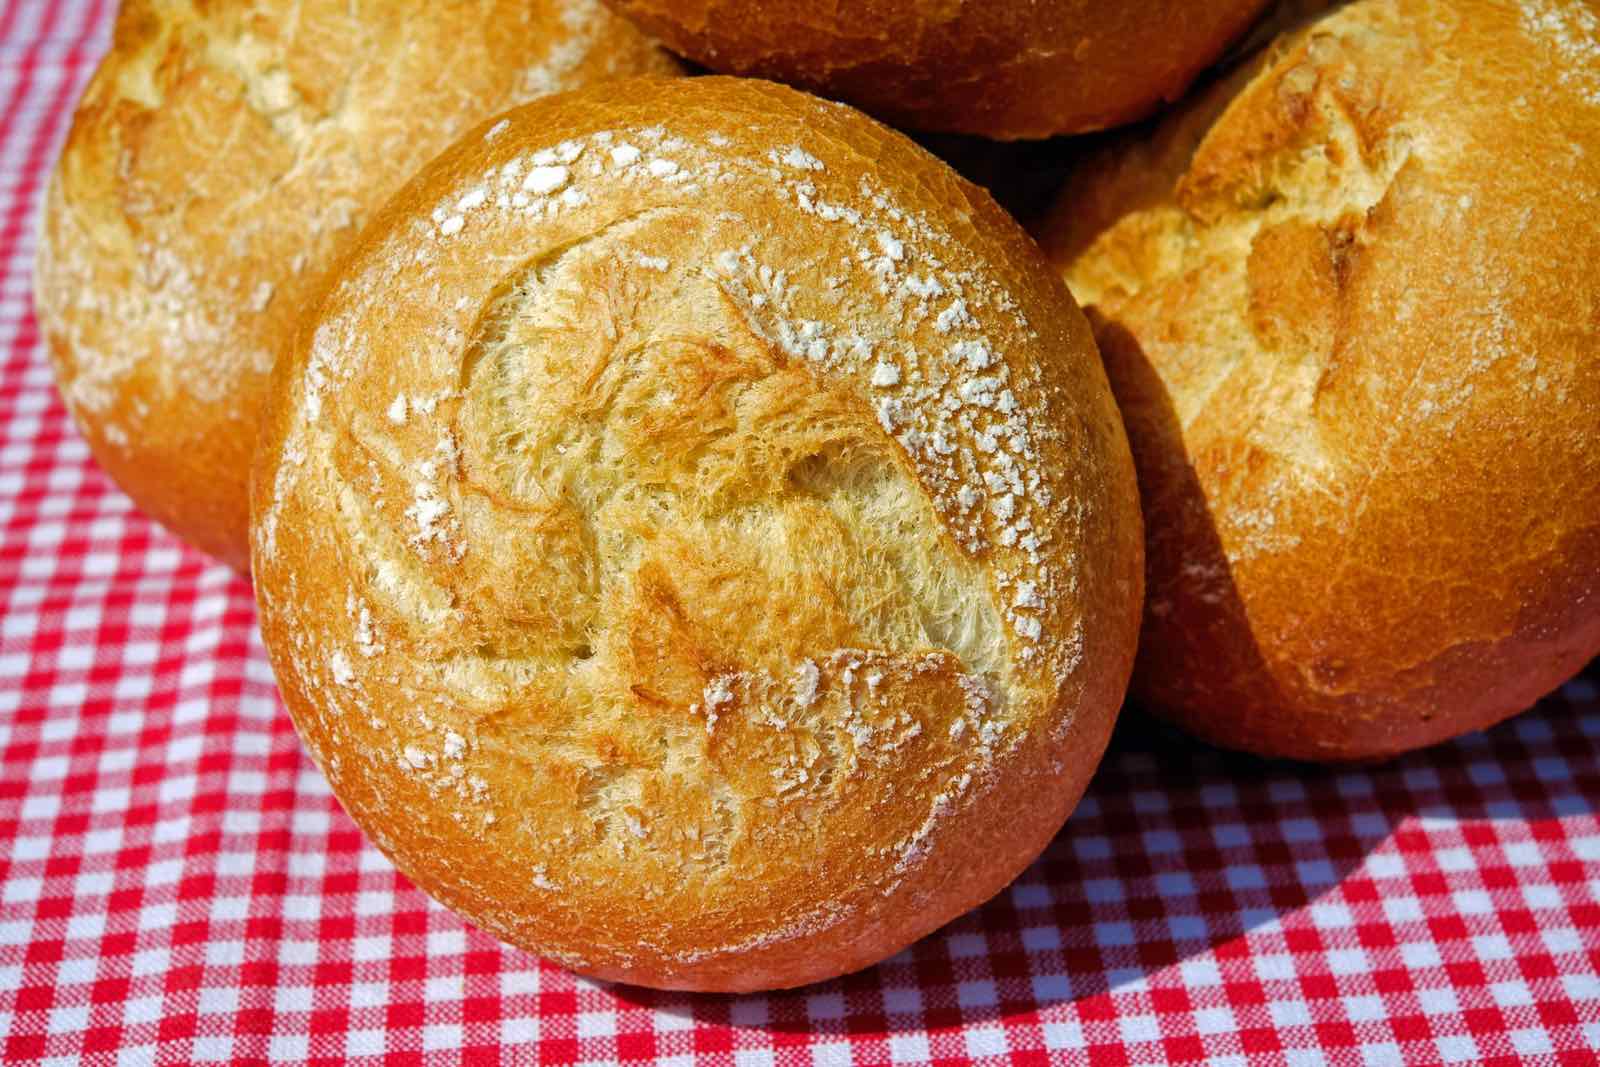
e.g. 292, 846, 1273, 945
36, 0, 680, 570
1042, 0, 1600, 761
251, 77, 1143, 990
602, 0, 1273, 139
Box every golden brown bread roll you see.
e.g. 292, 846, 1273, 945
601, 0, 1274, 140
251, 77, 1144, 990
1040, 0, 1600, 762
35, 0, 680, 571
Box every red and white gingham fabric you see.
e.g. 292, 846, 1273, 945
3, 3, 1600, 1064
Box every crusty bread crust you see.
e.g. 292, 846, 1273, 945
250, 77, 1143, 990
35, 0, 679, 570
602, 0, 1273, 140
1041, 0, 1600, 761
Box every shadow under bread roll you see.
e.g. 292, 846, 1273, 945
36, 0, 681, 571
250, 77, 1144, 990
1040, 0, 1600, 762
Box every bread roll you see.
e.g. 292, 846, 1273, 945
35, 0, 679, 571
1041, 0, 1600, 761
251, 77, 1143, 990
601, 0, 1273, 139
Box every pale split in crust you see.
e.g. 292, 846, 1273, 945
1042, 0, 1600, 762
602, 0, 1275, 139
34, 0, 680, 570
251, 78, 1143, 990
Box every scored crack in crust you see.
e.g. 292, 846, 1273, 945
251, 78, 1143, 991
1041, 0, 1600, 761
35, 0, 680, 570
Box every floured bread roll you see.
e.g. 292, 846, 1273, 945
35, 0, 680, 570
1041, 0, 1600, 761
251, 78, 1143, 990
602, 0, 1274, 139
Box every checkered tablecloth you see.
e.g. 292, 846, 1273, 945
3, 3, 1600, 1064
